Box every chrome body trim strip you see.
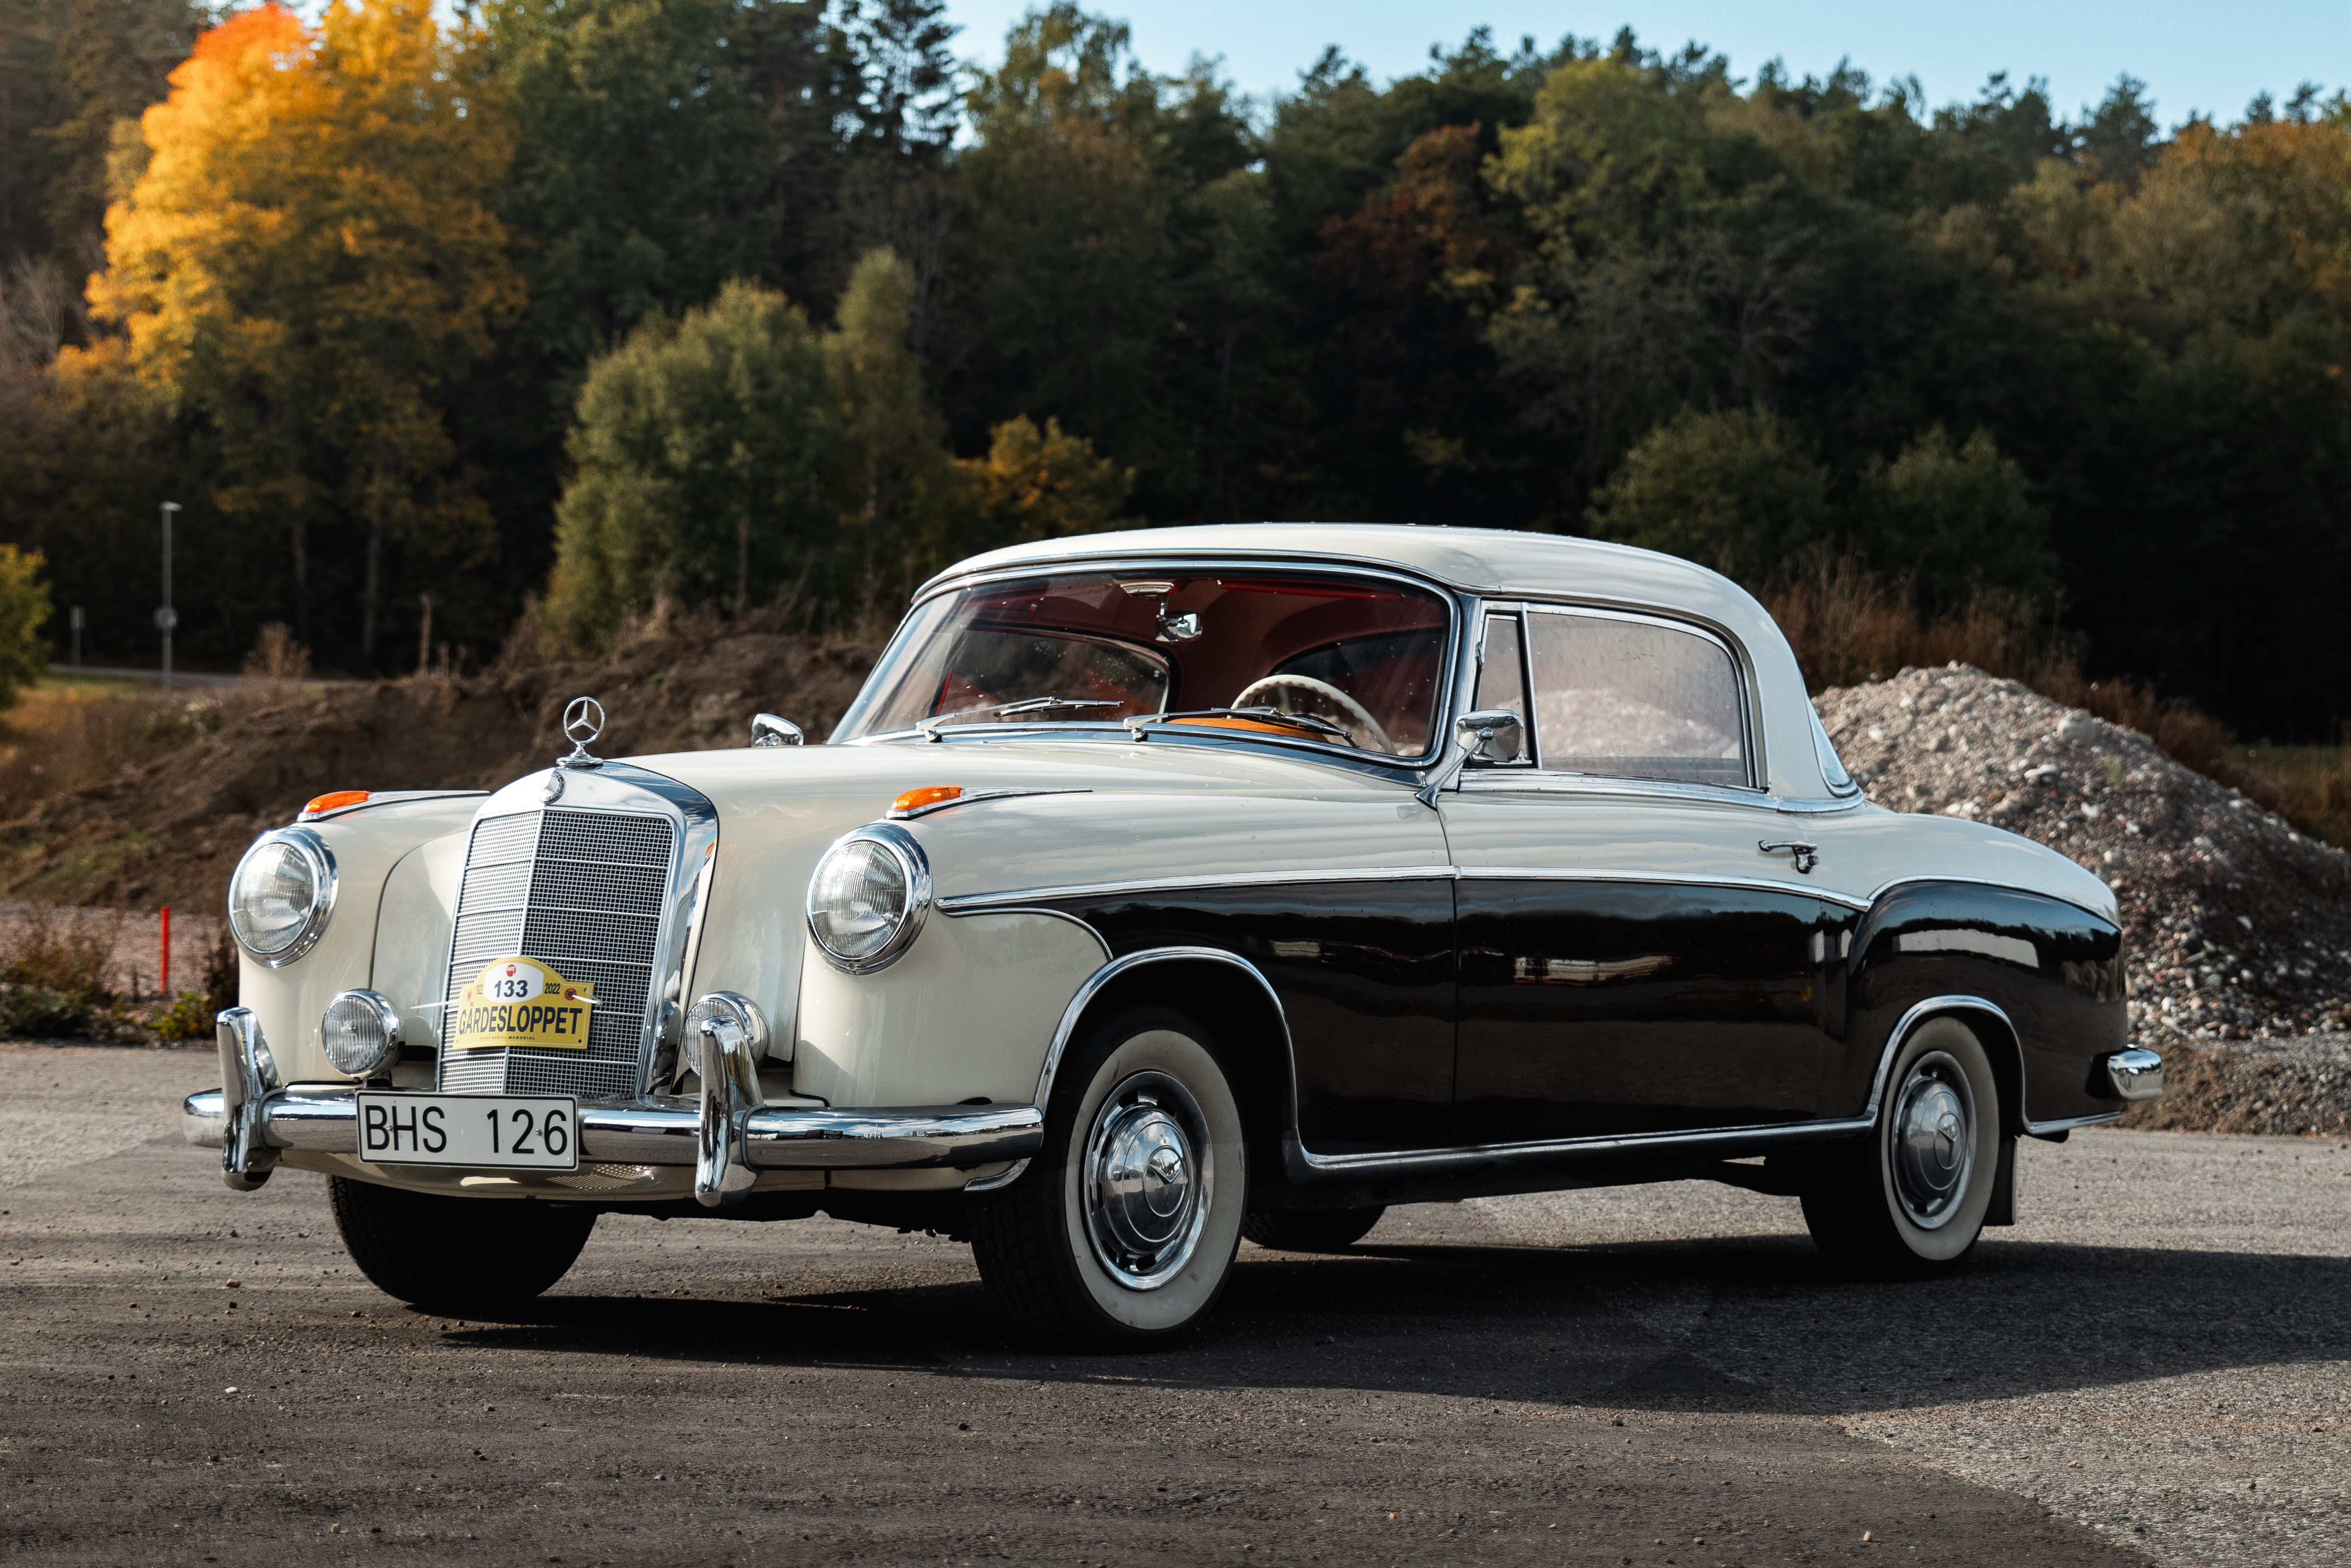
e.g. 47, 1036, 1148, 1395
181, 1086, 1044, 1172
887, 786, 1091, 821
1286, 993, 2026, 1181
1295, 1114, 1877, 1176
1864, 995, 2015, 1126
2023, 1110, 2125, 1135
938, 865, 1456, 915
938, 865, 1855, 914
298, 789, 489, 824
940, 868, 2119, 925
937, 904, 1113, 961
1035, 946, 1294, 1113
2098, 1047, 2164, 1103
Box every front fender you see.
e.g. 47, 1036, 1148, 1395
790, 909, 1109, 1107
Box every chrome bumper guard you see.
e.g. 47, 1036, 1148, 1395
2100, 1047, 2165, 1103
187, 1010, 1042, 1197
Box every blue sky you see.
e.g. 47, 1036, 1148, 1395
940, 0, 2349, 127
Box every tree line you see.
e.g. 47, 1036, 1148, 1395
1, 0, 2347, 739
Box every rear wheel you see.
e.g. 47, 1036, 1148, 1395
969, 1007, 1246, 1347
1800, 1016, 2001, 1278
328, 1176, 596, 1314
1241, 1206, 1386, 1253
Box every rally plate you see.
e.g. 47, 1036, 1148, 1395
354, 1092, 581, 1172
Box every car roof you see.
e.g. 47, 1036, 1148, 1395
919, 524, 1840, 802
922, 522, 1741, 613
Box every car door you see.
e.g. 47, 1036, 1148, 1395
1440, 606, 1839, 1143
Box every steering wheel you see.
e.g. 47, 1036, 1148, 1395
1231, 674, 1395, 753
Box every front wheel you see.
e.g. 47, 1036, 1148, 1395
1800, 1016, 2002, 1278
328, 1176, 597, 1314
969, 1007, 1247, 1346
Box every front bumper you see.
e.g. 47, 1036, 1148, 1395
191, 1007, 1040, 1205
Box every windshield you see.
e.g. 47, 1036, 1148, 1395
834, 570, 1452, 757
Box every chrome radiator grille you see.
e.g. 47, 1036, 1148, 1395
436, 807, 678, 1100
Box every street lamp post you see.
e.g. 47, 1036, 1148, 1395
157, 502, 181, 691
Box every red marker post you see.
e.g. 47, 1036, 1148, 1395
159, 907, 170, 997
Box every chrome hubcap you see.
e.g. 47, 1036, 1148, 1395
1083, 1071, 1211, 1290
1891, 1050, 1974, 1230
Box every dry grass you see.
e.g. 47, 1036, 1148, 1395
1764, 556, 2351, 850
0, 680, 275, 820
0, 903, 124, 1037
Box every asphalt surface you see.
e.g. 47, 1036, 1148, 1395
6, 1046, 2347, 1567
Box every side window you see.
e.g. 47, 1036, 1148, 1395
1470, 613, 1531, 763
1525, 610, 1747, 786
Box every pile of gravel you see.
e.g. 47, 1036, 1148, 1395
1816, 664, 2351, 1047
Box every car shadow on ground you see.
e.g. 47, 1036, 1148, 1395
426, 1230, 2351, 1417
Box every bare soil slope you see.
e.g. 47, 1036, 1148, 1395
0, 632, 879, 909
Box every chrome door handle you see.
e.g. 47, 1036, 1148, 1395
1759, 840, 1819, 875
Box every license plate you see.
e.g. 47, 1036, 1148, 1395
355, 1093, 581, 1172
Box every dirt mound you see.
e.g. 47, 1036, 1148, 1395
1818, 664, 2351, 1045
0, 632, 880, 910
2118, 1038, 2351, 1137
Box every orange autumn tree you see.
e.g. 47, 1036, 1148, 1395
88, 0, 521, 658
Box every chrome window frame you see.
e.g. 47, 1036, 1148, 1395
831, 556, 1465, 771
1454, 595, 1768, 805
439, 761, 720, 1100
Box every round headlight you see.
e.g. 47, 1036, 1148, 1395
806, 825, 930, 973
227, 828, 337, 965
322, 989, 403, 1078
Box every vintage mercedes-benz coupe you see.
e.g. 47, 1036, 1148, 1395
188, 525, 2161, 1343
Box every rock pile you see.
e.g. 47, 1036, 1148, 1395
1817, 665, 2351, 1047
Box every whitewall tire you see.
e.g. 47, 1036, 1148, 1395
1801, 1015, 2002, 1277
970, 1007, 1247, 1345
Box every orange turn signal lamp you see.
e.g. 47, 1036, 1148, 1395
889, 784, 964, 814
299, 790, 371, 819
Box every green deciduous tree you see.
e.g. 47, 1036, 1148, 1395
1852, 427, 2056, 610
0, 542, 55, 707
544, 280, 832, 653
949, 413, 1132, 549
1586, 405, 1834, 576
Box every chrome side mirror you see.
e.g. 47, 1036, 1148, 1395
1415, 708, 1526, 809
750, 712, 805, 748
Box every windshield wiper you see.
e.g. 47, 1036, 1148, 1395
1121, 707, 1357, 745
916, 696, 1124, 742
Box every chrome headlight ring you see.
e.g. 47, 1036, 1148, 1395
227, 826, 338, 968
805, 822, 932, 975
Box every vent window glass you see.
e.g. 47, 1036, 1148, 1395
1470, 614, 1530, 764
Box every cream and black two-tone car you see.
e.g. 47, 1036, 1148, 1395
189, 525, 2162, 1344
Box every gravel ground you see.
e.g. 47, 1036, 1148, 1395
9, 1047, 2351, 1566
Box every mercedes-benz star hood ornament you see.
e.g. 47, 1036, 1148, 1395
558, 695, 606, 770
